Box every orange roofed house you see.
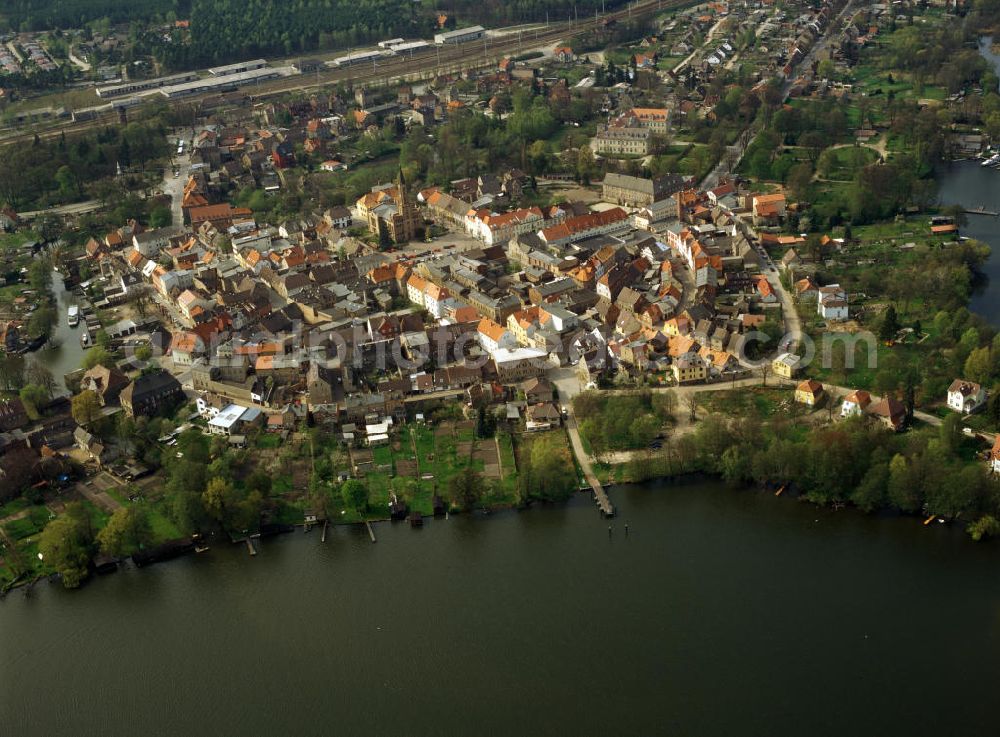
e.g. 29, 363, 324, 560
752, 193, 787, 226
794, 379, 824, 406
188, 203, 254, 230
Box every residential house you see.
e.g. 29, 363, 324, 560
840, 389, 871, 418
477, 317, 517, 355
772, 352, 802, 379
817, 284, 848, 321
73, 426, 119, 467
869, 396, 906, 432
672, 352, 707, 384
0, 397, 29, 432
208, 403, 264, 436
947, 380, 987, 414
990, 436, 1000, 473
794, 379, 824, 406
492, 347, 549, 382
520, 377, 554, 404
80, 365, 130, 406
525, 402, 561, 431
752, 193, 786, 226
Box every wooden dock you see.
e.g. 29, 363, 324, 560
564, 409, 615, 518
365, 521, 377, 543
245, 538, 257, 556
321, 520, 328, 543
592, 485, 615, 518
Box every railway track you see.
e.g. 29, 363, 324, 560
0, 0, 686, 147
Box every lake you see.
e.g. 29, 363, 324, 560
2, 480, 998, 737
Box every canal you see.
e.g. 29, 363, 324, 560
2, 480, 998, 736
30, 268, 85, 391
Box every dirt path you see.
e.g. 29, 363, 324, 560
75, 472, 124, 513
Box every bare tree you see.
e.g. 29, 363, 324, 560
684, 392, 699, 423
760, 362, 771, 387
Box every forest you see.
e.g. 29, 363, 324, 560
0, 119, 169, 210
0, 0, 186, 31
173, 0, 627, 67
619, 405, 1000, 540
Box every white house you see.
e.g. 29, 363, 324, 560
465, 207, 544, 246
817, 284, 848, 321
208, 403, 262, 435
840, 389, 872, 418
947, 380, 987, 414
477, 317, 517, 355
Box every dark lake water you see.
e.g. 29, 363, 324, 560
2, 480, 999, 737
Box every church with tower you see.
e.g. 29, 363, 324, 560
355, 169, 423, 245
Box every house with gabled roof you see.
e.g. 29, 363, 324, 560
794, 379, 824, 406
947, 380, 987, 414
841, 389, 871, 418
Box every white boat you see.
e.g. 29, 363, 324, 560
80, 331, 90, 348
982, 154, 1000, 167
67, 305, 80, 327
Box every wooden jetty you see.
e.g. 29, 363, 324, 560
321, 520, 328, 543
246, 538, 257, 556
592, 484, 615, 518
964, 207, 999, 216
365, 521, 377, 543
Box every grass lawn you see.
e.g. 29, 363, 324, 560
0, 497, 32, 519
273, 474, 294, 494
147, 505, 183, 542
256, 434, 282, 449
819, 146, 879, 181
696, 386, 798, 419
2, 506, 50, 540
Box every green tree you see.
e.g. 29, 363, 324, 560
28, 257, 52, 292
341, 479, 368, 512
878, 305, 901, 343
149, 205, 172, 228
27, 304, 57, 339
19, 384, 49, 415
97, 506, 153, 557
522, 434, 576, 502
851, 452, 890, 512
628, 414, 659, 448
202, 477, 239, 526
968, 514, 1000, 541
81, 346, 115, 370
71, 390, 102, 426
38, 503, 94, 588
964, 347, 994, 385
447, 465, 482, 512
887, 453, 920, 512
